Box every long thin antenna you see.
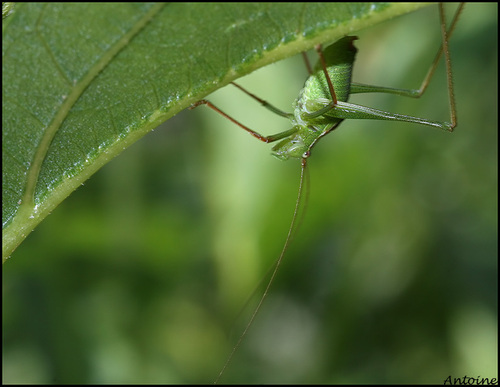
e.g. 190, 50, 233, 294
214, 158, 309, 384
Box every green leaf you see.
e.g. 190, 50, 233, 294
2, 3, 429, 260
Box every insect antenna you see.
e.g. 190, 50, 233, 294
214, 157, 309, 384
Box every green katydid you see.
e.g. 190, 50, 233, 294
190, 2, 465, 383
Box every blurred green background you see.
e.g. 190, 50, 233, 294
3, 3, 497, 384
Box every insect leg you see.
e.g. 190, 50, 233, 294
190, 100, 298, 143
417, 3, 464, 102
438, 2, 462, 130
314, 44, 338, 105
302, 52, 313, 75
351, 3, 464, 98
230, 82, 292, 118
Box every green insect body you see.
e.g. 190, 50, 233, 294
271, 36, 356, 160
